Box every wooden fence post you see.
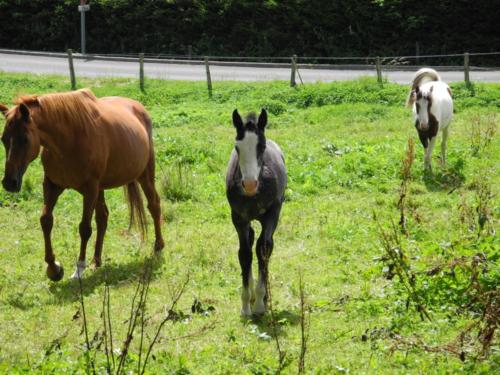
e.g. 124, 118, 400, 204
205, 56, 213, 98
139, 53, 145, 91
290, 55, 297, 87
67, 49, 76, 90
376, 56, 382, 84
464, 52, 470, 87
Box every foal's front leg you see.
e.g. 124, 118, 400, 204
71, 183, 99, 279
232, 212, 255, 317
254, 204, 281, 315
41, 176, 65, 281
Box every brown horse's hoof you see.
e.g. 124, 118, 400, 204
46, 261, 64, 282
154, 239, 165, 253
91, 258, 102, 269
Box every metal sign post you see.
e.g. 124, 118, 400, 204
78, 2, 90, 55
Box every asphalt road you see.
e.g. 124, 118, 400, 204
1, 52, 499, 83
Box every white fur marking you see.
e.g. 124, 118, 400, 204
253, 277, 266, 314
241, 272, 255, 317
415, 96, 430, 129
70, 260, 87, 280
236, 132, 260, 182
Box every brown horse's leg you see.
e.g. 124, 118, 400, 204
138, 159, 164, 252
41, 176, 64, 281
92, 190, 108, 268
71, 183, 99, 279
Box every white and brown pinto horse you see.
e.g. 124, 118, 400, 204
406, 68, 453, 170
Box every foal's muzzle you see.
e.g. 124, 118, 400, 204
242, 180, 259, 196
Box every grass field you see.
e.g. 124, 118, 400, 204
0, 72, 498, 374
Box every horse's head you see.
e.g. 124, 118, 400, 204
0, 101, 41, 192
413, 85, 434, 131
232, 109, 267, 196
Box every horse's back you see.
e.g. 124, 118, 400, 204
95, 97, 153, 188
412, 68, 441, 86
100, 97, 152, 133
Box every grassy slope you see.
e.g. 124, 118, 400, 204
0, 72, 498, 374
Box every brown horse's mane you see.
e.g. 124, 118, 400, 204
13, 89, 100, 130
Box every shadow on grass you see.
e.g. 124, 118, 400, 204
6, 293, 38, 310
243, 309, 301, 338
423, 158, 466, 192
47, 254, 164, 304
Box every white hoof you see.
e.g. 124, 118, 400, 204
241, 274, 255, 317
252, 300, 267, 315
70, 260, 87, 280
252, 281, 267, 315
241, 305, 252, 317
241, 286, 252, 317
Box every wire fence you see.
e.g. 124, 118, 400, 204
57, 49, 500, 93
73, 50, 500, 63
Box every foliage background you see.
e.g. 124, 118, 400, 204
0, 0, 499, 64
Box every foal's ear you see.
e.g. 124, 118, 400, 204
257, 109, 267, 131
0, 103, 8, 118
19, 103, 31, 122
232, 109, 243, 130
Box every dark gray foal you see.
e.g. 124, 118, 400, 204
226, 109, 287, 316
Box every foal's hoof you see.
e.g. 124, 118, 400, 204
46, 262, 64, 282
241, 306, 252, 318
252, 302, 267, 316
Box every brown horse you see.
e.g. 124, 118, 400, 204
0, 89, 164, 281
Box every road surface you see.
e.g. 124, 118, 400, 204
1, 52, 499, 83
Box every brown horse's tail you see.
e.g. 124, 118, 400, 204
124, 181, 147, 239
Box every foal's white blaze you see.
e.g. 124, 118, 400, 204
236, 132, 260, 195
70, 260, 87, 280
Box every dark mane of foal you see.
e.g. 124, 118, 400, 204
9, 89, 100, 131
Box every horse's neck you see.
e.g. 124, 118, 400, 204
34, 111, 76, 155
